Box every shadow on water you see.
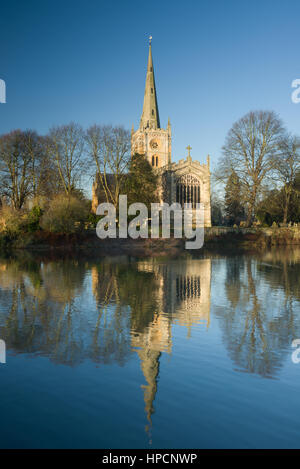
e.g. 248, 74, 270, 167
0, 246, 300, 438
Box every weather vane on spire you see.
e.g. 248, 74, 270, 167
149, 35, 152, 45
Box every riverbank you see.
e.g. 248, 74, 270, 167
205, 226, 300, 246
0, 226, 299, 257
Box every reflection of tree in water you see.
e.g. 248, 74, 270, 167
117, 265, 162, 334
217, 255, 300, 378
0, 258, 92, 366
257, 248, 300, 303
0, 258, 133, 366
225, 257, 245, 309
91, 261, 162, 370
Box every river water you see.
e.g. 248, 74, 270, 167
0, 248, 300, 448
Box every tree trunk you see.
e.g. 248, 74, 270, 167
245, 209, 252, 228
283, 191, 291, 225
283, 205, 288, 225
245, 198, 255, 227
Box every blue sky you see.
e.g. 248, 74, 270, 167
0, 0, 300, 171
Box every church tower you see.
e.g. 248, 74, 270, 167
131, 38, 171, 169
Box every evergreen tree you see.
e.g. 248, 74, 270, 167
257, 170, 300, 225
211, 192, 224, 226
124, 153, 159, 208
224, 170, 245, 225
256, 189, 283, 226
288, 170, 300, 222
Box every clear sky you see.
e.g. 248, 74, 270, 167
0, 0, 300, 171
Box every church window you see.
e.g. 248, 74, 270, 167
156, 156, 158, 166
151, 88, 153, 94
176, 175, 201, 208
152, 109, 154, 116
152, 156, 155, 166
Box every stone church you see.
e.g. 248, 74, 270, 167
131, 39, 211, 226
93, 39, 211, 226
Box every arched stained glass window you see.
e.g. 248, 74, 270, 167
176, 174, 201, 208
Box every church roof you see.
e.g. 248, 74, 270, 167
140, 41, 161, 130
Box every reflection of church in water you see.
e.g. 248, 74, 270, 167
0, 255, 211, 436
131, 259, 211, 430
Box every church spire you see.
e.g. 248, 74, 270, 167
140, 37, 161, 130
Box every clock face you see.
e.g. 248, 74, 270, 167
150, 138, 160, 150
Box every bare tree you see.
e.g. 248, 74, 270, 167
46, 123, 86, 196
20, 131, 61, 204
218, 111, 286, 226
275, 134, 300, 224
35, 135, 63, 200
0, 130, 41, 209
21, 130, 43, 199
86, 125, 131, 208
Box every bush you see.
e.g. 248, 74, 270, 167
40, 194, 90, 234
0, 206, 28, 236
86, 211, 101, 228
27, 206, 43, 232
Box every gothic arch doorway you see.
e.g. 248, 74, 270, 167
176, 174, 201, 208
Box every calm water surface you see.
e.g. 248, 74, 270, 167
0, 248, 300, 448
